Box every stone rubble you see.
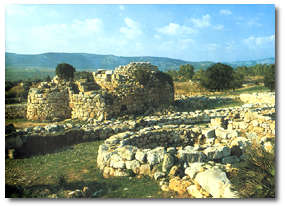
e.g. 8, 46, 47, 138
6, 90, 275, 198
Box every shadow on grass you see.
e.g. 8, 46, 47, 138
174, 96, 243, 113
5, 179, 109, 198
6, 175, 163, 199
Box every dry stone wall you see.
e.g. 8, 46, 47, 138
240, 92, 275, 106
26, 87, 72, 121
26, 62, 174, 121
5, 104, 27, 119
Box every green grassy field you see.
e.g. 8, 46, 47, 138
5, 141, 175, 198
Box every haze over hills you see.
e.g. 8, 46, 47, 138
5, 52, 275, 81
6, 52, 275, 71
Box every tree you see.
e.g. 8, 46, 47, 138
230, 71, 244, 91
55, 63, 76, 81
263, 64, 275, 91
200, 63, 234, 91
178, 64, 195, 80
192, 69, 205, 81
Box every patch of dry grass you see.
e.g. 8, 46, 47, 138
228, 140, 275, 198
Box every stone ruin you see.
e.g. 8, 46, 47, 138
26, 62, 174, 121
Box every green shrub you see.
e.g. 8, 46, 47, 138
263, 64, 275, 91
154, 71, 174, 89
55, 63, 76, 81
200, 63, 234, 91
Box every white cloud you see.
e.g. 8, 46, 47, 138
119, 5, 125, 11
247, 18, 262, 27
120, 17, 142, 39
243, 35, 275, 48
213, 24, 224, 30
207, 43, 219, 51
154, 34, 161, 39
71, 18, 103, 34
220, 9, 232, 15
191, 14, 211, 28
156, 23, 196, 36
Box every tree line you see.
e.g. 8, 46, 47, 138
166, 63, 275, 91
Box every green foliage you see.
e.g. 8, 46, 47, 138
166, 64, 195, 81
154, 71, 174, 89
178, 64, 195, 80
192, 69, 205, 81
236, 64, 275, 77
230, 72, 244, 90
200, 63, 234, 91
263, 64, 275, 91
55, 63, 76, 81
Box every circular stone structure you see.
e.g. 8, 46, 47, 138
96, 124, 242, 178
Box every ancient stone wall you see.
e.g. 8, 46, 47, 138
5, 104, 27, 119
240, 92, 275, 106
26, 87, 72, 121
26, 62, 174, 121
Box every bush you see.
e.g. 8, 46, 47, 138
154, 71, 174, 89
263, 64, 275, 91
200, 63, 234, 91
55, 63, 76, 81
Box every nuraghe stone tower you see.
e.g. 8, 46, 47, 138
26, 62, 174, 121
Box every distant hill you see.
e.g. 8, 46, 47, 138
225, 57, 275, 68
5, 52, 215, 71
5, 52, 275, 81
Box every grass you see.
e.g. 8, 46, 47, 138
5, 140, 175, 198
174, 81, 270, 98
227, 140, 275, 198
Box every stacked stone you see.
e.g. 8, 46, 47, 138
5, 104, 27, 119
69, 91, 114, 121
240, 92, 275, 106
26, 86, 71, 121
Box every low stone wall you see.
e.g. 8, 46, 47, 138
5, 104, 27, 119
26, 88, 72, 121
96, 102, 275, 198
240, 92, 275, 106
69, 91, 113, 120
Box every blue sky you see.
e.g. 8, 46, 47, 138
5, 4, 275, 62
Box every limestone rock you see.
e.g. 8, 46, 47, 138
195, 168, 239, 198
185, 162, 204, 179
162, 153, 175, 172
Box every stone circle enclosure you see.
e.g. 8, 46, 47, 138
26, 62, 174, 121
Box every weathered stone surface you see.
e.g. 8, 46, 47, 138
125, 160, 140, 173
26, 62, 174, 121
185, 163, 204, 179
187, 185, 203, 198
135, 150, 147, 163
162, 153, 175, 172
195, 168, 239, 198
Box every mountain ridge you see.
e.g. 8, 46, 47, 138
5, 52, 275, 72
